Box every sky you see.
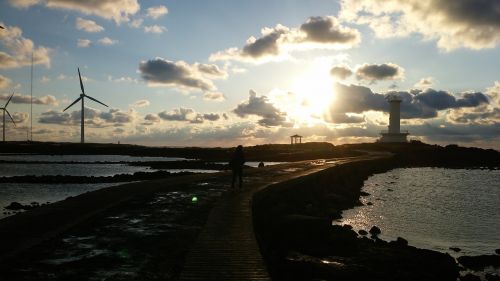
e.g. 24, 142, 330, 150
0, 0, 499, 149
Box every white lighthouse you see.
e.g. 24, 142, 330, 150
379, 95, 409, 143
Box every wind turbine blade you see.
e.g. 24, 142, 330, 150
5, 110, 16, 127
85, 95, 108, 107
5, 91, 14, 107
78, 68, 85, 95
63, 96, 82, 112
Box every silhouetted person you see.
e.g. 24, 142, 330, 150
230, 145, 245, 189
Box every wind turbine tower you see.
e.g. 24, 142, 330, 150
1, 92, 16, 142
379, 94, 409, 143
63, 68, 108, 143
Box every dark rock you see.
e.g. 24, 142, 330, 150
496, 249, 500, 255
396, 237, 408, 246
369, 226, 381, 236
366, 202, 373, 206
457, 255, 500, 270
342, 224, 353, 230
360, 191, 370, 196
449, 247, 461, 252
387, 188, 393, 191
486, 273, 500, 281
460, 273, 481, 281
355, 200, 363, 206
5, 202, 24, 210
358, 230, 368, 236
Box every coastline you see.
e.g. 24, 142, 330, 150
253, 155, 500, 281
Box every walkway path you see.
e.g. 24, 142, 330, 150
179, 157, 367, 281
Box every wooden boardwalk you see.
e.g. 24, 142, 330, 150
179, 159, 355, 281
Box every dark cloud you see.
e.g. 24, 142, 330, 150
242, 26, 288, 58
139, 58, 215, 91
325, 113, 365, 124
210, 16, 360, 62
158, 107, 222, 124
448, 108, 500, 124
330, 65, 353, 80
233, 90, 290, 127
299, 16, 360, 44
9, 0, 140, 24
39, 108, 135, 127
356, 63, 404, 82
331, 83, 490, 119
0, 93, 58, 105
340, 0, 500, 50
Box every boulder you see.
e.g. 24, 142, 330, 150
457, 255, 500, 270
449, 247, 461, 252
486, 273, 500, 281
369, 226, 381, 237
358, 230, 368, 236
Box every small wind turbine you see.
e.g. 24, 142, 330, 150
1, 92, 16, 142
63, 68, 108, 143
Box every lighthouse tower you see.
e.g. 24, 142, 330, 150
379, 95, 409, 143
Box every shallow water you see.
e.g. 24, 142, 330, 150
0, 163, 153, 177
0, 154, 187, 163
338, 168, 500, 257
0, 183, 120, 219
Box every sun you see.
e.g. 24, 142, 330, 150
288, 60, 336, 125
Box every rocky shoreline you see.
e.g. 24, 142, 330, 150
253, 150, 500, 281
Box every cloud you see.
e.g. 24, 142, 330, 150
131, 99, 149, 108
0, 22, 51, 69
97, 37, 118, 46
330, 65, 352, 80
331, 83, 490, 119
146, 5, 168, 19
0, 75, 12, 89
138, 58, 218, 92
414, 77, 434, 89
203, 92, 225, 102
196, 63, 228, 79
39, 108, 136, 127
11, 112, 29, 123
143, 113, 160, 124
129, 18, 143, 28
299, 16, 360, 45
108, 76, 138, 83
75, 17, 104, 32
158, 107, 222, 124
339, 0, 500, 51
209, 16, 360, 63
10, 0, 140, 24
355, 63, 404, 82
77, 39, 91, 48
0, 93, 58, 105
144, 25, 167, 34
233, 90, 290, 127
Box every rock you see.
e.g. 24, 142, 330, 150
457, 255, 500, 270
387, 188, 393, 191
486, 273, 500, 281
396, 237, 408, 246
342, 224, 353, 230
5, 202, 24, 210
360, 191, 370, 196
450, 247, 461, 252
460, 273, 481, 281
258, 162, 265, 168
496, 249, 500, 255
369, 226, 381, 236
358, 230, 368, 236
366, 202, 373, 206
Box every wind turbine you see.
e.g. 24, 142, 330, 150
63, 68, 108, 143
1, 92, 16, 142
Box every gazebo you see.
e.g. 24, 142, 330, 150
290, 134, 302, 145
